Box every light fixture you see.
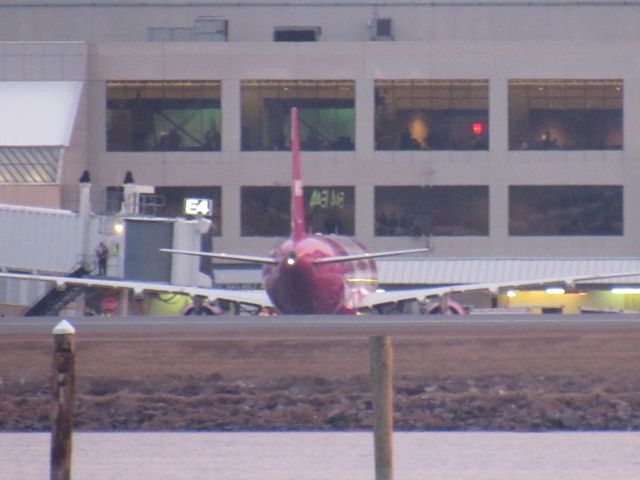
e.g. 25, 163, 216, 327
113, 221, 125, 235
506, 290, 516, 298
611, 287, 640, 294
285, 252, 297, 266
546, 287, 565, 295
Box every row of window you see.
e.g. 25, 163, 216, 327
106, 185, 623, 237
106, 79, 623, 153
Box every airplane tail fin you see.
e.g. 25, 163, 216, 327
290, 107, 306, 243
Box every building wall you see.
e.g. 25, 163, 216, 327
82, 40, 639, 257
1, 1, 640, 43
0, 42, 86, 80
2, 2, 640, 260
0, 185, 61, 208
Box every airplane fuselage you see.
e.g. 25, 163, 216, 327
263, 235, 378, 314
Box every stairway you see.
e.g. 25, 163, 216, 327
24, 266, 91, 317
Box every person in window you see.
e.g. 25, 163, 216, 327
131, 91, 154, 151
204, 128, 220, 150
157, 128, 182, 150
400, 130, 420, 150
167, 129, 182, 150
304, 129, 324, 150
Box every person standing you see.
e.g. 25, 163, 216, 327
96, 241, 109, 276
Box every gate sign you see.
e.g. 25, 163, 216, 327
184, 198, 213, 216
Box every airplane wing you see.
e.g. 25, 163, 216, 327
160, 248, 278, 265
0, 271, 273, 308
163, 247, 429, 266
312, 248, 429, 265
357, 270, 640, 310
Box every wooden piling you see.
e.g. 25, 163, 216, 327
50, 320, 76, 480
369, 335, 394, 480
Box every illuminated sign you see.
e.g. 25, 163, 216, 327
308, 189, 345, 209
184, 198, 213, 216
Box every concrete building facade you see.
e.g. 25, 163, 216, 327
1, 1, 640, 264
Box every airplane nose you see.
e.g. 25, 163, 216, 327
285, 252, 297, 266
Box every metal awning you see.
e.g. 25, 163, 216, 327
0, 147, 63, 184
0, 81, 82, 147
210, 258, 640, 287
376, 258, 640, 285
0, 81, 83, 185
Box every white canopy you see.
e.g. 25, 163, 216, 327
0, 81, 82, 146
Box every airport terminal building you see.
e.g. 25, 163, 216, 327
2, 0, 640, 314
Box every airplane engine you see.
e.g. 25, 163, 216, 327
422, 299, 466, 315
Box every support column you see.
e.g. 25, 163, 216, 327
50, 320, 76, 480
369, 335, 394, 480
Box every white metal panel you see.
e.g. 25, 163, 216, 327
212, 268, 262, 286
0, 81, 82, 146
0, 204, 83, 272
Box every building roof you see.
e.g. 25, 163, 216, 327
212, 258, 640, 286
376, 258, 640, 285
0, 81, 82, 147
0, 81, 82, 185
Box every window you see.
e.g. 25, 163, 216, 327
107, 81, 221, 152
375, 186, 489, 236
105, 186, 124, 214
509, 80, 622, 150
305, 186, 355, 235
371, 18, 393, 40
241, 80, 355, 151
274, 27, 321, 42
375, 80, 489, 151
241, 186, 355, 236
509, 185, 623, 235
241, 187, 289, 236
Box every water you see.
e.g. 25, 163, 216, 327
2, 431, 639, 479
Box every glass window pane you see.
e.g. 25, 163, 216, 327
509, 185, 623, 235
241, 186, 355, 236
107, 81, 221, 152
241, 80, 355, 151
105, 186, 123, 214
304, 186, 354, 235
508, 80, 622, 150
375, 186, 489, 236
375, 80, 489, 151
241, 186, 290, 236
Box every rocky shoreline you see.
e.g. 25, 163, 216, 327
3, 331, 640, 433
3, 373, 640, 432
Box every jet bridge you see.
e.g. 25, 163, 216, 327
0, 199, 212, 315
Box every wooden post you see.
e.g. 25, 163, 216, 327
51, 319, 76, 480
369, 335, 394, 480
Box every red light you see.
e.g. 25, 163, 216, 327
471, 122, 484, 136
